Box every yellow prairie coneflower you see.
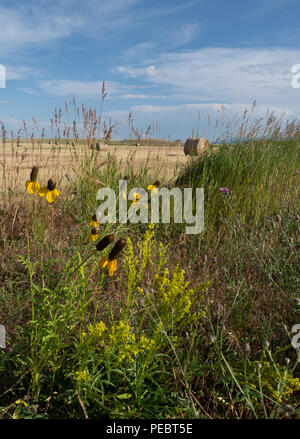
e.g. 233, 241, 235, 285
89, 227, 99, 242
39, 179, 60, 203
26, 166, 40, 194
131, 192, 141, 206
99, 239, 126, 277
89, 213, 99, 228
147, 181, 160, 194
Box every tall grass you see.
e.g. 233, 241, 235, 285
0, 106, 300, 419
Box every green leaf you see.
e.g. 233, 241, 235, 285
115, 393, 132, 400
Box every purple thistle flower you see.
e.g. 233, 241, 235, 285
296, 169, 300, 175
218, 187, 231, 195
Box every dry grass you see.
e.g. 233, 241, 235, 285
0, 98, 299, 419
0, 141, 188, 204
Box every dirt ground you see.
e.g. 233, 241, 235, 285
0, 142, 189, 204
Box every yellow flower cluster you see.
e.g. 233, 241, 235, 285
154, 264, 207, 329
237, 360, 300, 404
257, 361, 300, 403
108, 321, 155, 363
139, 334, 156, 352
80, 319, 155, 364
160, 267, 192, 316
130, 182, 159, 206
131, 192, 141, 206
75, 368, 91, 382
124, 224, 208, 334
124, 223, 155, 292
89, 321, 107, 338
81, 321, 107, 350
147, 183, 158, 194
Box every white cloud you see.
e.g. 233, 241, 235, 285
242, 0, 297, 19
0, 0, 204, 58
37, 79, 137, 98
116, 94, 169, 100
0, 0, 139, 53
18, 87, 40, 95
115, 47, 300, 112
162, 23, 201, 49
180, 23, 200, 45
38, 80, 102, 97
122, 22, 200, 61
136, 0, 202, 19
123, 42, 156, 59
36, 78, 169, 100
123, 102, 296, 119
0, 7, 77, 52
6, 65, 39, 80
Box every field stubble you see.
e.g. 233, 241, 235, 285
0, 141, 188, 204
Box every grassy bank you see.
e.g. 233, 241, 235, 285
0, 133, 299, 419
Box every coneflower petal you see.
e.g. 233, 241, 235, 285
38, 187, 48, 197
108, 259, 117, 277
99, 257, 109, 268
46, 190, 57, 203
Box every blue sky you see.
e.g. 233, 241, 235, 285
1, 0, 300, 140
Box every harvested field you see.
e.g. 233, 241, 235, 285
0, 141, 189, 203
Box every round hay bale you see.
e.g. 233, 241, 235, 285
184, 138, 210, 156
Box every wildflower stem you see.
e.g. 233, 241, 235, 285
93, 272, 105, 325
26, 198, 34, 320
221, 352, 258, 418
54, 248, 98, 292
25, 196, 36, 372
40, 202, 49, 290
257, 367, 268, 418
